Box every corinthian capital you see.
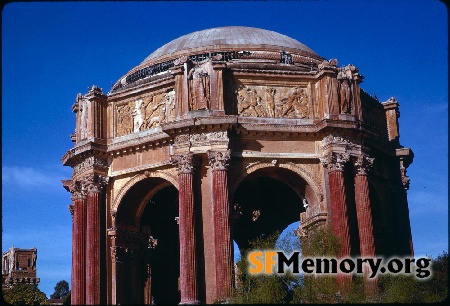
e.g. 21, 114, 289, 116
320, 152, 350, 172
353, 155, 374, 175
69, 180, 86, 200
81, 174, 109, 193
170, 154, 200, 174
207, 150, 231, 171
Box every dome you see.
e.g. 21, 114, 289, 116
142, 26, 321, 63
112, 26, 324, 92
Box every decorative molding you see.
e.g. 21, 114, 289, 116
73, 156, 108, 176
353, 155, 375, 176
170, 154, 200, 174
111, 169, 179, 216
69, 180, 86, 200
207, 150, 231, 171
319, 152, 350, 171
81, 174, 109, 193
190, 131, 228, 146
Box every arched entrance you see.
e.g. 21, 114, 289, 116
113, 177, 180, 305
231, 167, 308, 252
140, 185, 180, 304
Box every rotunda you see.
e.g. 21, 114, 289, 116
62, 26, 413, 304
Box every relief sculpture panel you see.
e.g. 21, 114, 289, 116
235, 85, 310, 118
115, 89, 176, 137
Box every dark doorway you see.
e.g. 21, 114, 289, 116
141, 185, 180, 305
232, 176, 304, 251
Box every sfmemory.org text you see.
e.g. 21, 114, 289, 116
248, 251, 432, 279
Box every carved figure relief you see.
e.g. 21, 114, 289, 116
265, 88, 276, 117
337, 63, 361, 115
280, 87, 309, 118
79, 98, 88, 139
235, 85, 309, 119
188, 66, 210, 110
140, 94, 166, 130
326, 76, 339, 115
339, 79, 351, 114
116, 101, 133, 137
236, 85, 266, 117
116, 89, 176, 136
132, 99, 144, 132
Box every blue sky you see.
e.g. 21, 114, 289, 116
2, 1, 447, 298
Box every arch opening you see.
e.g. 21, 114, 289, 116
231, 168, 307, 252
140, 185, 180, 305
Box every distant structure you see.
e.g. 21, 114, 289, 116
2, 246, 39, 289
62, 26, 414, 304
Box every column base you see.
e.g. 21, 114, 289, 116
179, 300, 201, 305
214, 298, 232, 304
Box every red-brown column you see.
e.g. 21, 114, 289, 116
70, 183, 87, 305
171, 154, 200, 305
85, 175, 108, 305
208, 150, 233, 302
110, 246, 124, 305
354, 155, 377, 297
321, 152, 351, 289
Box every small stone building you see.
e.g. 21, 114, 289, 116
2, 246, 39, 289
62, 26, 414, 304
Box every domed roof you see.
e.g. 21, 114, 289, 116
142, 26, 320, 63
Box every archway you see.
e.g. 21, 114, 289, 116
231, 167, 307, 252
114, 177, 180, 305
140, 185, 180, 305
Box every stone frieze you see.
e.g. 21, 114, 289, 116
115, 89, 176, 137
234, 85, 310, 119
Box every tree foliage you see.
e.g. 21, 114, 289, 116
2, 284, 49, 305
231, 225, 449, 304
232, 231, 298, 304
62, 291, 71, 306
50, 280, 70, 300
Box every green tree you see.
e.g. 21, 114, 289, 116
50, 280, 69, 300
62, 291, 71, 306
232, 231, 300, 304
3, 284, 49, 305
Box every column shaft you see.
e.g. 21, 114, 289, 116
354, 173, 377, 297
86, 191, 102, 305
328, 170, 351, 290
329, 170, 351, 257
179, 172, 199, 304
213, 170, 233, 301
73, 196, 87, 305
354, 174, 375, 257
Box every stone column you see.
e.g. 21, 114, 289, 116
110, 246, 125, 305
170, 154, 200, 304
69, 182, 87, 305
85, 174, 108, 305
354, 155, 377, 297
320, 152, 351, 289
208, 150, 233, 303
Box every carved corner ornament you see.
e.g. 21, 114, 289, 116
319, 152, 350, 172
68, 205, 74, 222
170, 154, 200, 174
69, 180, 86, 200
82, 174, 110, 193
401, 175, 410, 191
353, 155, 375, 176
207, 150, 231, 171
